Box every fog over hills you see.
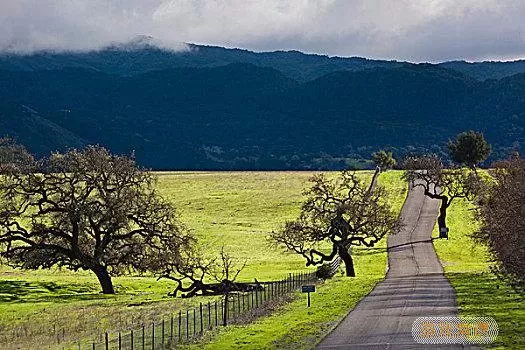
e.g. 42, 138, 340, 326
1, 42, 524, 169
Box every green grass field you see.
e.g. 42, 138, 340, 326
432, 198, 525, 349
0, 171, 406, 349
183, 171, 408, 349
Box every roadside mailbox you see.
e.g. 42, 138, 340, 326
302, 285, 315, 307
439, 227, 449, 239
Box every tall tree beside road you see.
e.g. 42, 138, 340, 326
270, 171, 401, 277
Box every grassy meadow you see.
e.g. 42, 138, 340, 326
432, 198, 525, 349
0, 171, 407, 349
185, 171, 408, 350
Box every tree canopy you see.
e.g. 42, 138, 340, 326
0, 137, 35, 173
270, 171, 401, 277
0, 145, 194, 294
448, 130, 491, 169
372, 150, 396, 171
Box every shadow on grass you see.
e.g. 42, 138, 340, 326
448, 271, 525, 348
0, 280, 103, 303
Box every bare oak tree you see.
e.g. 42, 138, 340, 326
0, 145, 194, 294
402, 155, 481, 238
270, 171, 401, 277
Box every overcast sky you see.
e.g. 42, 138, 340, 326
1, 0, 524, 62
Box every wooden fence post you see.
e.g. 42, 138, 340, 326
208, 302, 212, 329
178, 310, 182, 343
152, 323, 155, 350
200, 303, 204, 334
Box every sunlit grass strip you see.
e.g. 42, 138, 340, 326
432, 198, 525, 349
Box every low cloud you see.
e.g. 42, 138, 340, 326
1, 0, 524, 62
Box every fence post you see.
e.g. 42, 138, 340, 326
131, 329, 134, 350
237, 293, 241, 314
222, 298, 227, 327
200, 302, 204, 334
178, 310, 182, 343
119, 332, 122, 350
186, 310, 189, 341
193, 308, 197, 337
170, 313, 174, 341
142, 324, 145, 350
215, 301, 218, 327
162, 319, 165, 346
152, 323, 155, 350
231, 295, 236, 320
208, 302, 212, 330
105, 332, 108, 350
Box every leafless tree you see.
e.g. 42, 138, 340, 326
402, 155, 482, 238
473, 155, 525, 290
270, 171, 401, 277
0, 145, 194, 294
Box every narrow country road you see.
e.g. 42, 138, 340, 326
316, 184, 468, 349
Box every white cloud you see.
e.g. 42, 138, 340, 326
0, 0, 524, 62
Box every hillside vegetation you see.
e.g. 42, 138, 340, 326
0, 44, 524, 169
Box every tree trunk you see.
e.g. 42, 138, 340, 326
92, 265, 115, 294
438, 196, 450, 239
338, 245, 355, 277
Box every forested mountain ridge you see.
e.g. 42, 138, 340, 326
0, 43, 524, 169
2, 39, 525, 82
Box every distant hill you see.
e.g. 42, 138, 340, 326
439, 60, 525, 81
0, 102, 85, 155
0, 42, 524, 169
1, 39, 525, 82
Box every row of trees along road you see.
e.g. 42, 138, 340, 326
474, 154, 525, 290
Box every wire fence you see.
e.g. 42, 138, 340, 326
66, 270, 323, 349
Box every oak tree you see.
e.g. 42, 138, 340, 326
270, 171, 401, 277
0, 145, 194, 294
448, 131, 491, 170
372, 150, 396, 171
403, 155, 481, 238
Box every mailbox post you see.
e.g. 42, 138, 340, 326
301, 285, 315, 307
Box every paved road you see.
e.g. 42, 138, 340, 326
317, 185, 467, 349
